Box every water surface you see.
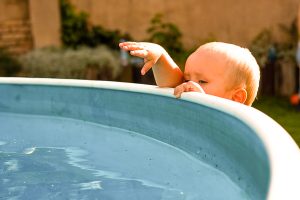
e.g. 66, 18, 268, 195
0, 112, 249, 199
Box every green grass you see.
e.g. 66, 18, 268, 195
253, 96, 300, 147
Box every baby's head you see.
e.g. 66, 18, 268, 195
184, 42, 260, 106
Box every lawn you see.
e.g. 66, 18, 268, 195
253, 95, 300, 147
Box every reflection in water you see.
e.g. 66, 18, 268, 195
4, 159, 19, 172
0, 145, 185, 200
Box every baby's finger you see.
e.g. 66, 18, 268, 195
186, 81, 205, 93
120, 43, 144, 51
141, 60, 154, 75
119, 41, 137, 47
130, 50, 148, 58
181, 82, 191, 92
174, 84, 185, 98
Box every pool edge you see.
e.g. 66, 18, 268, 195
1, 77, 300, 200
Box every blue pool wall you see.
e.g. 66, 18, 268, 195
0, 78, 300, 200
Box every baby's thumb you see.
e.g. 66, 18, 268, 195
141, 60, 154, 75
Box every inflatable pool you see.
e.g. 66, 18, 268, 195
0, 78, 299, 200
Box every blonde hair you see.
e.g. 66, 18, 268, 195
200, 42, 260, 106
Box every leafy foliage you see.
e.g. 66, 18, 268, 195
249, 19, 298, 67
19, 46, 122, 80
0, 49, 21, 76
60, 0, 89, 48
146, 14, 185, 59
249, 30, 273, 67
276, 19, 298, 62
60, 0, 131, 49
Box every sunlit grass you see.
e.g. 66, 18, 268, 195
253, 95, 300, 147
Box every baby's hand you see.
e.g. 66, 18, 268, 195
119, 41, 165, 75
174, 81, 205, 98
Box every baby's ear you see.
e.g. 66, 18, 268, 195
232, 88, 247, 104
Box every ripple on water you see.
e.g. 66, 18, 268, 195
23, 147, 36, 155
76, 181, 102, 190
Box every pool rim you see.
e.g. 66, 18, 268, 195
0, 77, 299, 200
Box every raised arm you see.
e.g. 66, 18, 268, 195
119, 41, 184, 87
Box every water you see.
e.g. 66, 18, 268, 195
0, 112, 249, 200
0, 147, 182, 199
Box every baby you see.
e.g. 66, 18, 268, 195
119, 41, 260, 106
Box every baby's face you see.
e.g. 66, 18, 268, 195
184, 48, 235, 100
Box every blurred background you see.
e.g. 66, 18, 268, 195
0, 0, 299, 146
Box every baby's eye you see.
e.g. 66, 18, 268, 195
198, 80, 208, 84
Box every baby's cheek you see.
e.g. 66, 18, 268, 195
202, 85, 217, 95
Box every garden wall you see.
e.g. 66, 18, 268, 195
0, 0, 32, 55
70, 0, 299, 48
0, 0, 61, 55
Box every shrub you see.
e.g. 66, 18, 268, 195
60, 0, 131, 50
0, 49, 21, 76
249, 29, 272, 67
146, 13, 184, 59
19, 46, 122, 80
60, 0, 90, 49
276, 19, 298, 64
249, 19, 298, 68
